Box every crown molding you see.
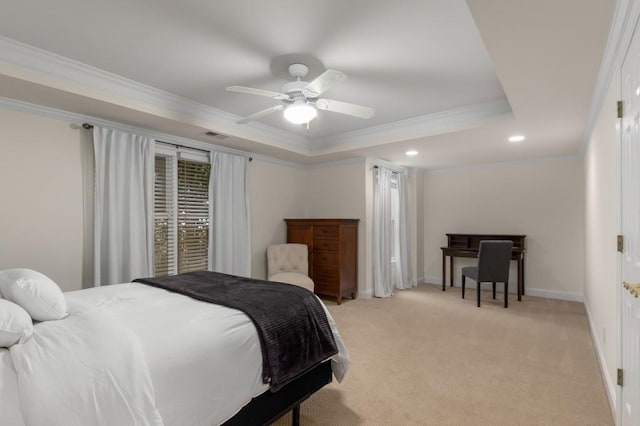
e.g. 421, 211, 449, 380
0, 36, 312, 155
307, 156, 367, 169
248, 153, 310, 170
581, 0, 639, 156
0, 96, 367, 172
311, 99, 513, 154
424, 154, 580, 175
0, 36, 517, 159
4, 94, 577, 176
0, 96, 253, 158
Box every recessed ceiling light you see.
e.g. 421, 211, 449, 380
508, 135, 525, 143
406, 150, 418, 156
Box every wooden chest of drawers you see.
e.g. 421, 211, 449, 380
285, 219, 359, 304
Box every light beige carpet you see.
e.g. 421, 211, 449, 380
273, 284, 613, 426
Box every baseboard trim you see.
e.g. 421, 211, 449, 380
424, 276, 443, 286
583, 299, 617, 422
524, 288, 583, 302
423, 276, 582, 302
359, 288, 373, 299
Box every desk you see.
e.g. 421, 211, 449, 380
441, 234, 526, 301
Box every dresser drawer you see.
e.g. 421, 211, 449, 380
313, 251, 338, 267
314, 276, 339, 294
313, 263, 339, 280
313, 238, 338, 252
286, 218, 358, 304
313, 225, 339, 239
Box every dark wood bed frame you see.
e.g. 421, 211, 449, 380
222, 361, 332, 426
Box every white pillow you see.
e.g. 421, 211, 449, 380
0, 298, 33, 347
0, 269, 67, 321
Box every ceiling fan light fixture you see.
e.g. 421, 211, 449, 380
284, 100, 317, 124
227, 63, 373, 124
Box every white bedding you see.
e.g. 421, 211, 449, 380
10, 300, 163, 426
0, 282, 349, 426
0, 348, 24, 425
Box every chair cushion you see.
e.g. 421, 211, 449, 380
267, 244, 308, 277
461, 266, 478, 280
268, 272, 314, 292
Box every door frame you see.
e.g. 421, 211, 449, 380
618, 12, 640, 423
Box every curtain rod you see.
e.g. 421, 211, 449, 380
82, 123, 252, 161
373, 165, 398, 174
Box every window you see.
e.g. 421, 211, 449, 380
390, 175, 402, 288
154, 146, 211, 276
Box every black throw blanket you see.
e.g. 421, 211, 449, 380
134, 271, 337, 391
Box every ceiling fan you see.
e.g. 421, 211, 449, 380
226, 63, 375, 125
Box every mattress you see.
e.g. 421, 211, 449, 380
0, 282, 349, 426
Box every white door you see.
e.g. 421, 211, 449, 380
620, 21, 640, 425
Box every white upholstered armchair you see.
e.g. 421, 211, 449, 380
266, 243, 314, 291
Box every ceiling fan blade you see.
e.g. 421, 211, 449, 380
226, 86, 289, 100
236, 105, 284, 124
315, 98, 375, 119
302, 70, 347, 97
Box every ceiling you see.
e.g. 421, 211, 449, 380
0, 0, 616, 169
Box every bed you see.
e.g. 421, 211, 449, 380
0, 271, 350, 426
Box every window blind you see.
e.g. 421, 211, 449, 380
176, 159, 210, 273
154, 150, 210, 276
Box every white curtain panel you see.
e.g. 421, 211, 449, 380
372, 167, 394, 297
395, 172, 415, 289
209, 152, 251, 277
92, 127, 154, 286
